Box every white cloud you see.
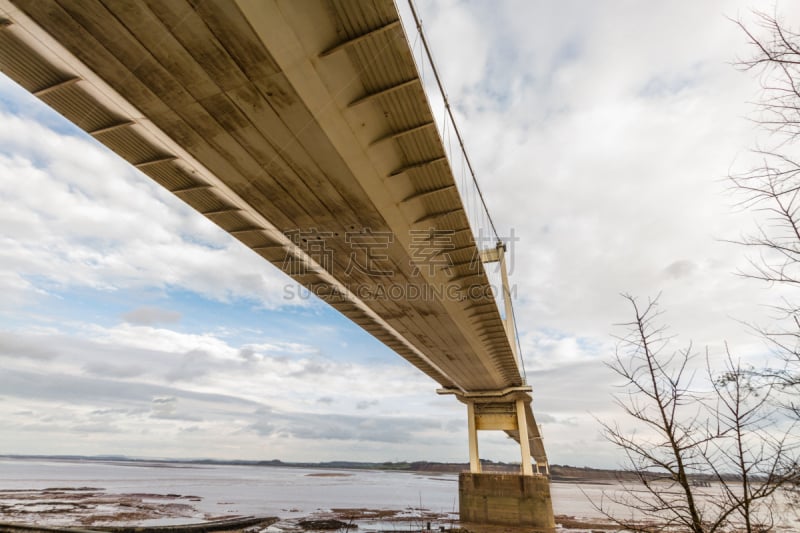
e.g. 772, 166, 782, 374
408, 0, 798, 346
0, 322, 467, 461
0, 105, 298, 310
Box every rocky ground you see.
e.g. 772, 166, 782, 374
0, 487, 210, 527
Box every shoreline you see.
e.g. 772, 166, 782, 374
0, 455, 680, 484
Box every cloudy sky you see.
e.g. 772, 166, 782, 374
1, 0, 798, 468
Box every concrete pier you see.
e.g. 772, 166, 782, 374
459, 472, 555, 531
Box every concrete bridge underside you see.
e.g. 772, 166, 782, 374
0, 2, 551, 518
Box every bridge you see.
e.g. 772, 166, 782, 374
0, 0, 553, 527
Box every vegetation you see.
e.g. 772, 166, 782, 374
599, 11, 800, 532
601, 295, 795, 532
730, 11, 800, 423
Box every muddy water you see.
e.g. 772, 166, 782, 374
0, 458, 456, 513
1, 458, 797, 531
0, 458, 461, 529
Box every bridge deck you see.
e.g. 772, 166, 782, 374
0, 0, 546, 465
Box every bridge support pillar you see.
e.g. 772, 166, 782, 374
452, 390, 554, 530
467, 401, 481, 473
515, 398, 533, 476
463, 395, 538, 475
459, 472, 555, 531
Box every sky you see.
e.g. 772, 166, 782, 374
1, 0, 798, 469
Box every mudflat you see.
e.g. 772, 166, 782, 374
0, 485, 615, 532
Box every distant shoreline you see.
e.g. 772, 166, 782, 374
0, 454, 729, 484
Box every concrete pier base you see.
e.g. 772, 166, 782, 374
459, 473, 555, 531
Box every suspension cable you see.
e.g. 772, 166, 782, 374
406, 0, 500, 242
510, 297, 528, 382
405, 0, 528, 378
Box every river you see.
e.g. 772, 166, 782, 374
0, 458, 796, 531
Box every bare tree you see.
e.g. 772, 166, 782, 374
730, 11, 800, 415
725, 10, 800, 520
596, 13, 800, 531
600, 294, 707, 532
598, 295, 795, 533
703, 351, 794, 532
